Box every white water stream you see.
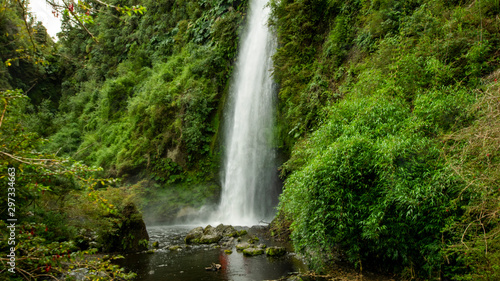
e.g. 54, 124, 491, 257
216, 0, 278, 226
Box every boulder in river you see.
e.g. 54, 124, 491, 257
243, 247, 265, 256
185, 224, 242, 244
199, 225, 223, 243
236, 242, 251, 250
215, 224, 239, 237
185, 227, 204, 244
168, 245, 183, 251
265, 246, 286, 257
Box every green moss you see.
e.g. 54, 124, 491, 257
242, 248, 264, 256
265, 247, 286, 257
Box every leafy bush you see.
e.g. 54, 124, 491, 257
279, 94, 464, 276
271, 0, 500, 278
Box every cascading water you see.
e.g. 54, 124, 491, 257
216, 0, 279, 226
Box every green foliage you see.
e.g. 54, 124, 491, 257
269, 0, 337, 150
271, 0, 500, 278
0, 0, 61, 107
50, 0, 248, 186
0, 88, 134, 279
4, 0, 500, 279
0, 220, 136, 280
440, 76, 500, 280
280, 94, 466, 275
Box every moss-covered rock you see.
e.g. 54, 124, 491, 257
216, 224, 239, 237
186, 224, 241, 244
236, 242, 251, 250
185, 227, 204, 244
168, 245, 182, 251
199, 225, 223, 243
243, 247, 265, 256
101, 202, 149, 253
265, 246, 286, 257
248, 235, 259, 244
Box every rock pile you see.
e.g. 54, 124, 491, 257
184, 224, 287, 258
185, 224, 244, 244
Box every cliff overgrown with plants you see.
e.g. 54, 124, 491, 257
2, 0, 500, 280
1, 0, 248, 279
269, 0, 500, 279
19, 0, 249, 223
53, 0, 248, 174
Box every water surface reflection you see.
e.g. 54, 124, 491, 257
116, 225, 306, 281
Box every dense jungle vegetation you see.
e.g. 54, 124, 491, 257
1, 0, 248, 279
1, 0, 499, 280
269, 0, 500, 280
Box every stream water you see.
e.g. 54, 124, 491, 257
117, 225, 307, 281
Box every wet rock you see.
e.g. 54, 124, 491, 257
168, 245, 182, 251
199, 225, 223, 243
185, 224, 251, 245
185, 227, 204, 244
265, 246, 286, 257
248, 235, 259, 244
220, 236, 235, 247
66, 268, 89, 281
243, 247, 265, 256
216, 224, 239, 237
236, 242, 251, 250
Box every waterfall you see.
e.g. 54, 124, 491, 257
217, 0, 279, 226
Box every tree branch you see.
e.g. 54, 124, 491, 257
61, 0, 98, 43
15, 0, 37, 52
0, 99, 7, 129
45, 0, 98, 43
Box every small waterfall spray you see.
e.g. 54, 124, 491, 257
216, 0, 279, 226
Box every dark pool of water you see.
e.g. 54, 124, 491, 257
116, 225, 307, 281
